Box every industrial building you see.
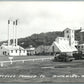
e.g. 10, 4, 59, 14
77, 28, 84, 54
64, 28, 78, 47
48, 28, 78, 55
0, 20, 27, 56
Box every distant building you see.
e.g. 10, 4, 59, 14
76, 28, 84, 54
35, 45, 50, 55
48, 28, 78, 55
25, 45, 35, 55
0, 44, 27, 56
64, 28, 78, 47
48, 37, 77, 56
79, 28, 84, 44
77, 44, 84, 54
0, 20, 27, 56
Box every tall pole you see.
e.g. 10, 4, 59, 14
8, 20, 10, 46
13, 21, 15, 46
15, 19, 18, 46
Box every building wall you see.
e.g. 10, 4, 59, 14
0, 46, 27, 56
55, 37, 69, 44
0, 46, 9, 56
80, 32, 84, 44
77, 44, 84, 54
48, 42, 60, 53
64, 28, 76, 47
10, 50, 27, 56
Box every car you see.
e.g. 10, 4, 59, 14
54, 53, 74, 62
73, 51, 84, 60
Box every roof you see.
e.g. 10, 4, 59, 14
79, 44, 84, 46
80, 29, 84, 32
63, 28, 75, 32
25, 47, 35, 51
1, 45, 24, 50
54, 41, 77, 52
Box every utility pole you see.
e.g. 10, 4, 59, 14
8, 20, 10, 46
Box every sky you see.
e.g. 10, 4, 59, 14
0, 1, 84, 41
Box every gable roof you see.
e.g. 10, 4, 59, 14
1, 45, 24, 50
54, 41, 77, 52
63, 28, 71, 32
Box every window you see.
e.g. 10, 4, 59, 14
52, 46, 55, 53
75, 46, 77, 48
3, 51, 6, 55
81, 46, 83, 49
66, 30, 69, 33
11, 50, 13, 53
20, 50, 21, 53
16, 50, 17, 53
4, 51, 6, 55
24, 50, 25, 53
67, 35, 69, 38
78, 46, 80, 48
3, 52, 4, 55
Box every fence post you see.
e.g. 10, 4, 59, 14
22, 60, 24, 63
1, 62, 3, 67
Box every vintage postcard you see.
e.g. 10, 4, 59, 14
0, 0, 84, 83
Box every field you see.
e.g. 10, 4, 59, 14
0, 56, 84, 82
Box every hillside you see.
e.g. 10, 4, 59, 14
0, 29, 81, 48
18, 31, 64, 48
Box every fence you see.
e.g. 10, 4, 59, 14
0, 57, 54, 67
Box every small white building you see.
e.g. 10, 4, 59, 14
48, 37, 77, 56
25, 45, 35, 55
0, 44, 27, 56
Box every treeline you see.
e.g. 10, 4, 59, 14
18, 31, 64, 48
0, 29, 81, 48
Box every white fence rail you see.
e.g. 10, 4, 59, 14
0, 57, 54, 67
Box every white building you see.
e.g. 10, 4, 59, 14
64, 28, 78, 47
48, 28, 78, 56
0, 19, 27, 56
0, 44, 27, 56
48, 37, 77, 56
25, 45, 35, 55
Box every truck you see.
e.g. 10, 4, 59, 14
54, 52, 75, 62
73, 51, 84, 60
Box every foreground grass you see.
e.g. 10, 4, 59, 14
0, 57, 84, 82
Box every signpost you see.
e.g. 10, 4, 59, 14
8, 57, 13, 64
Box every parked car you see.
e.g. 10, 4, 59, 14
54, 53, 74, 62
73, 51, 84, 60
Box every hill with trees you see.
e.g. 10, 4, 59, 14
0, 29, 81, 48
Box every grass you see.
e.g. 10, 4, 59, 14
0, 56, 84, 82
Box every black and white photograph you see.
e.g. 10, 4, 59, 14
0, 1, 84, 83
